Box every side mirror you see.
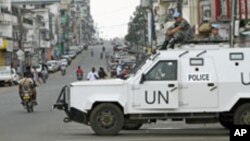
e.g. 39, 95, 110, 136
140, 74, 146, 84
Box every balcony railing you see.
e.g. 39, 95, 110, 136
0, 13, 17, 25
40, 40, 50, 48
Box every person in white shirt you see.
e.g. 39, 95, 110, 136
87, 67, 99, 80
116, 65, 122, 78
31, 66, 41, 85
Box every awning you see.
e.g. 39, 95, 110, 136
0, 38, 8, 50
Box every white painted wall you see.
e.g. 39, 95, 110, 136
0, 0, 13, 38
0, 0, 11, 12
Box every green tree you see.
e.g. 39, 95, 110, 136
125, 6, 147, 46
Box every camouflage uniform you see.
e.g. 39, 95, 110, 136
162, 19, 193, 49
166, 19, 193, 42
209, 34, 223, 41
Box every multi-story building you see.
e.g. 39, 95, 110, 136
48, 2, 60, 60
59, 0, 71, 54
74, 0, 94, 46
12, 0, 60, 64
0, 0, 17, 66
33, 8, 52, 63
142, 0, 250, 47
10, 0, 94, 63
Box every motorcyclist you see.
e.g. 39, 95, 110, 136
19, 66, 37, 105
41, 64, 48, 83
102, 46, 106, 52
76, 66, 83, 80
61, 64, 66, 76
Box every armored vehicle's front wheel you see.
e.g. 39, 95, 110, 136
234, 103, 250, 125
90, 103, 124, 135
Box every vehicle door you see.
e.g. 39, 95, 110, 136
133, 60, 179, 109
180, 57, 218, 108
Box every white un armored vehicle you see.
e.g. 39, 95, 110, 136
54, 44, 250, 135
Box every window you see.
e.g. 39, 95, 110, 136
145, 61, 177, 81
230, 53, 244, 61
190, 58, 204, 66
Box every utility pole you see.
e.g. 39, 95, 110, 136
17, 8, 24, 77
141, 0, 157, 52
147, 8, 152, 48
230, 0, 237, 48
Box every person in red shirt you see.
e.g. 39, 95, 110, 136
76, 66, 83, 80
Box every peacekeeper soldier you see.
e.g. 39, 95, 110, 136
162, 11, 193, 49
209, 24, 223, 41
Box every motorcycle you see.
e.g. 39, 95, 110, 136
41, 71, 47, 83
84, 45, 88, 50
76, 72, 83, 80
100, 52, 103, 59
61, 65, 66, 76
19, 78, 36, 113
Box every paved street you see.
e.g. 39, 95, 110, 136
0, 42, 229, 141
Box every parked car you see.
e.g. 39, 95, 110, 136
11, 68, 20, 85
47, 60, 60, 72
60, 59, 68, 67
68, 50, 77, 59
0, 66, 18, 86
33, 63, 49, 79
33, 64, 42, 73
61, 56, 71, 65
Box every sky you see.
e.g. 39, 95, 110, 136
90, 0, 140, 39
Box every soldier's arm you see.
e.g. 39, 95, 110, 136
167, 26, 182, 35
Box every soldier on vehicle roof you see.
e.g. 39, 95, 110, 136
209, 24, 223, 41
162, 10, 193, 49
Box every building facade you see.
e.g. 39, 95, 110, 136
1, 0, 94, 69
141, 0, 250, 47
0, 0, 17, 66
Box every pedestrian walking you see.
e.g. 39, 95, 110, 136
31, 66, 41, 85
116, 65, 122, 78
100, 52, 103, 59
98, 67, 107, 79
86, 67, 99, 80
91, 49, 94, 57
102, 46, 106, 52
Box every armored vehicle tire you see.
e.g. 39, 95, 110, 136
233, 103, 250, 125
90, 103, 124, 135
122, 122, 143, 130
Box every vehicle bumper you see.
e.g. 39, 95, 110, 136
53, 85, 88, 125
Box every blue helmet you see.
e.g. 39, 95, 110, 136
211, 24, 220, 29
173, 11, 181, 18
